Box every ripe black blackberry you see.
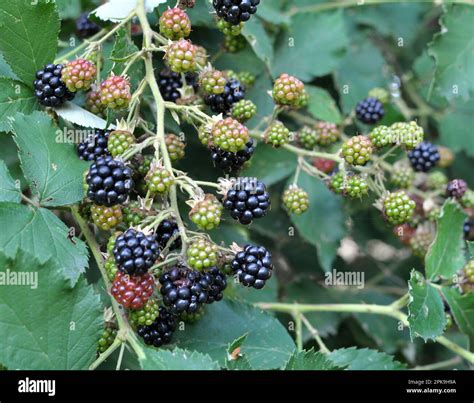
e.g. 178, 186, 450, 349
204, 78, 245, 114
222, 177, 270, 225
113, 228, 160, 275
156, 219, 181, 250
210, 138, 254, 174
33, 64, 75, 107
77, 129, 111, 161
231, 244, 273, 289
355, 97, 384, 124
213, 0, 260, 25
408, 141, 440, 172
159, 265, 209, 314
157, 69, 198, 102
75, 13, 100, 39
201, 267, 227, 303
137, 307, 177, 348
86, 156, 134, 206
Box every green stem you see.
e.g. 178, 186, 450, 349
89, 338, 123, 370
300, 314, 331, 354
294, 311, 303, 352
413, 357, 461, 371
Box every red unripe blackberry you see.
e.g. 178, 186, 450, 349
99, 75, 131, 109
314, 121, 340, 146
61, 58, 96, 92
159, 7, 191, 40
312, 157, 336, 174
165, 39, 197, 73
110, 271, 155, 310
393, 224, 416, 246
85, 88, 106, 117
211, 117, 249, 152
272, 73, 306, 108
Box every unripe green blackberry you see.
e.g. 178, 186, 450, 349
461, 189, 474, 208
146, 166, 174, 194
180, 306, 205, 323
445, 313, 453, 330
97, 325, 118, 354
91, 204, 123, 230
231, 99, 257, 123
85, 88, 106, 117
282, 186, 309, 215
211, 117, 249, 152
186, 239, 219, 270
390, 121, 423, 150
341, 135, 373, 166
438, 146, 454, 168
166, 39, 196, 73
390, 166, 414, 189
272, 73, 306, 108
165, 134, 186, 162
194, 45, 208, 68
197, 125, 211, 146
189, 194, 223, 230
330, 173, 368, 198
368, 87, 390, 104
159, 7, 191, 40
99, 75, 131, 110
236, 71, 256, 88
107, 130, 135, 157
136, 154, 153, 177
129, 298, 159, 328
464, 260, 474, 283
61, 58, 97, 92
409, 230, 434, 258
426, 171, 448, 190
265, 121, 290, 147
369, 125, 392, 148
78, 201, 91, 220
223, 34, 246, 53
216, 18, 243, 36
122, 200, 147, 226
383, 191, 416, 225
330, 172, 345, 195
314, 121, 340, 146
107, 232, 121, 254
297, 126, 318, 150
199, 69, 227, 95
105, 256, 119, 282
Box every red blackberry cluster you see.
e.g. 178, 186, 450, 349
113, 228, 160, 275
210, 138, 254, 174
231, 244, 273, 289
204, 78, 245, 114
222, 177, 270, 225
86, 156, 134, 206
34, 64, 75, 107
355, 97, 384, 124
156, 219, 181, 250
110, 271, 155, 309
77, 129, 111, 161
408, 141, 440, 172
213, 0, 260, 25
75, 13, 100, 39
137, 307, 177, 347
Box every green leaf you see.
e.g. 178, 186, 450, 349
0, 202, 88, 286
442, 287, 474, 348
10, 111, 89, 207
225, 335, 253, 370
408, 270, 446, 341
0, 0, 60, 86
306, 85, 342, 124
55, 101, 111, 130
0, 160, 20, 203
0, 78, 37, 132
328, 347, 406, 370
55, 0, 81, 19
425, 200, 467, 280
428, 5, 474, 101
285, 348, 341, 370
0, 250, 102, 369
468, 242, 474, 258
140, 347, 219, 370
288, 171, 346, 271
174, 299, 295, 369
242, 18, 274, 69
272, 10, 348, 80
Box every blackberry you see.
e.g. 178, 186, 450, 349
86, 156, 134, 206
61, 58, 96, 92
77, 129, 111, 161
105, 257, 118, 282
159, 7, 191, 40
180, 307, 205, 323
33, 64, 75, 107
282, 186, 309, 215
97, 325, 118, 354
461, 190, 474, 209
113, 228, 160, 275
146, 166, 174, 194
165, 134, 186, 162
222, 177, 270, 225
355, 97, 384, 124
157, 69, 183, 102
265, 121, 290, 147
201, 266, 227, 303
211, 117, 249, 152
213, 0, 260, 25
137, 307, 177, 347
199, 69, 227, 95
159, 265, 209, 314
99, 75, 131, 110
446, 179, 468, 199
210, 138, 254, 173
223, 34, 246, 53
187, 239, 219, 270
91, 204, 123, 231
226, 70, 256, 88
410, 231, 434, 258
198, 124, 211, 146
189, 194, 223, 230
383, 191, 416, 225
297, 126, 318, 150
216, 18, 244, 36
312, 157, 336, 174
205, 78, 245, 115
390, 121, 424, 150
129, 298, 159, 328
107, 130, 135, 157
231, 99, 257, 123
110, 271, 155, 310
135, 154, 153, 177
426, 171, 448, 190
341, 135, 373, 166
231, 244, 273, 289
156, 219, 181, 250
166, 39, 196, 73
85, 89, 106, 117
408, 141, 440, 172
76, 13, 100, 39
272, 73, 306, 108
390, 166, 414, 189
393, 223, 416, 246
369, 125, 392, 148
122, 200, 147, 226
314, 121, 340, 146
438, 146, 454, 168
330, 172, 368, 199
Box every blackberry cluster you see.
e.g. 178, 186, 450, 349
86, 156, 134, 206
231, 99, 257, 123
34, 64, 75, 107
222, 177, 270, 225
156, 219, 181, 250
231, 244, 273, 289
76, 13, 100, 39
210, 138, 254, 173
137, 307, 177, 347
213, 0, 260, 25
110, 271, 155, 310
355, 97, 384, 124
113, 229, 160, 275
157, 69, 197, 102
408, 141, 440, 172
97, 326, 117, 354
189, 194, 223, 230
77, 129, 110, 161
205, 78, 245, 114
187, 239, 219, 270
383, 191, 416, 225
446, 179, 468, 199
282, 186, 309, 215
